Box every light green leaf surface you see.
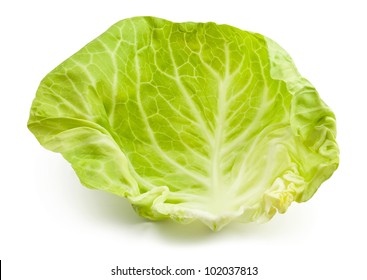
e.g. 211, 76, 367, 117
28, 17, 339, 230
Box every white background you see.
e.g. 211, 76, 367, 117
1, 0, 366, 279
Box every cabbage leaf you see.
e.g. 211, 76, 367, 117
28, 17, 339, 230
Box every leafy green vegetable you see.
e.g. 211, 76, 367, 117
28, 16, 339, 230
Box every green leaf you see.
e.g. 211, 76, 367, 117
28, 16, 339, 230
